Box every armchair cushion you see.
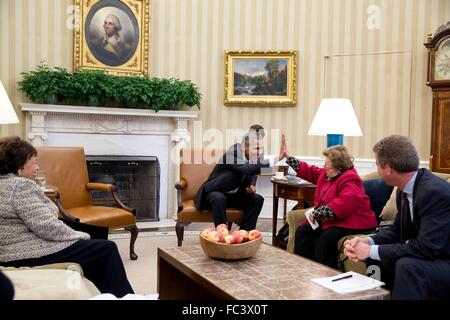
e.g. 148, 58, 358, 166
1, 263, 100, 300
66, 206, 136, 229
362, 178, 394, 222
379, 187, 398, 221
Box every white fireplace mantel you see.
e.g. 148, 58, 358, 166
19, 103, 199, 220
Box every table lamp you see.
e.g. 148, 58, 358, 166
308, 98, 362, 147
0, 81, 19, 124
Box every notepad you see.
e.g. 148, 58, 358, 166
311, 271, 385, 294
305, 208, 320, 230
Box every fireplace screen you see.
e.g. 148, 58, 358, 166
86, 156, 160, 222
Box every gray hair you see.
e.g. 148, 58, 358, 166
105, 14, 122, 32
372, 135, 419, 172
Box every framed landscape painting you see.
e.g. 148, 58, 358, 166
74, 0, 150, 76
224, 50, 297, 106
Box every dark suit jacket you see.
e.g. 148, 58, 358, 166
194, 143, 270, 211
371, 169, 450, 268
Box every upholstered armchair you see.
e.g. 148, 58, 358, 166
175, 149, 244, 246
36, 147, 139, 260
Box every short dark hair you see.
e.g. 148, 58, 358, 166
372, 135, 419, 172
242, 133, 264, 146
248, 124, 265, 138
0, 136, 37, 175
322, 145, 354, 172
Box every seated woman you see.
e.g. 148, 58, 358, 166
0, 136, 134, 297
279, 135, 377, 268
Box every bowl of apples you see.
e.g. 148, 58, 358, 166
199, 224, 263, 260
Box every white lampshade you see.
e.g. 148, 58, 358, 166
308, 98, 362, 136
0, 81, 19, 124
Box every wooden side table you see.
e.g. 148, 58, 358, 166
271, 179, 316, 245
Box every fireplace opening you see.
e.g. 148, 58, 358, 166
86, 156, 160, 222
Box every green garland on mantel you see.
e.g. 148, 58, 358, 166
18, 64, 202, 112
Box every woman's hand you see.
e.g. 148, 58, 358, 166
278, 133, 289, 160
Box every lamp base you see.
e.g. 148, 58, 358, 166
327, 134, 343, 147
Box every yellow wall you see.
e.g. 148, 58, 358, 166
1, 0, 450, 159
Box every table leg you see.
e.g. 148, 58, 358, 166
283, 198, 287, 224
272, 189, 278, 245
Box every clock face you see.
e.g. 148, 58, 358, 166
434, 41, 450, 81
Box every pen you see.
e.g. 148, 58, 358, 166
332, 274, 353, 282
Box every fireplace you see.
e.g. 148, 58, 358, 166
86, 156, 160, 222
20, 103, 198, 221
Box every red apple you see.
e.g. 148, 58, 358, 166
216, 225, 229, 237
248, 229, 262, 241
200, 227, 215, 239
224, 234, 235, 244
207, 230, 220, 242
231, 231, 243, 243
239, 230, 249, 242
217, 232, 225, 242
216, 223, 228, 230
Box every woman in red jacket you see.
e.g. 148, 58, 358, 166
280, 136, 377, 268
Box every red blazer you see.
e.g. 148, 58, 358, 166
297, 162, 378, 231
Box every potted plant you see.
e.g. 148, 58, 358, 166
18, 63, 70, 104
109, 76, 149, 109
66, 69, 112, 106
18, 64, 202, 112
175, 79, 202, 109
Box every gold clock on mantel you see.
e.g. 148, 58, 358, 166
424, 21, 450, 173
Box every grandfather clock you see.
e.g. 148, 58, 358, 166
424, 21, 450, 173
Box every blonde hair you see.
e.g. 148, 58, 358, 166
322, 145, 354, 173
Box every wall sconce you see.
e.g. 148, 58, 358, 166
308, 98, 362, 147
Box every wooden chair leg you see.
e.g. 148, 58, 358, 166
125, 224, 139, 260
175, 222, 190, 246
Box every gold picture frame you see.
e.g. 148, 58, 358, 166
224, 50, 297, 106
74, 0, 150, 76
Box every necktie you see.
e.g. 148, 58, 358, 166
400, 192, 412, 243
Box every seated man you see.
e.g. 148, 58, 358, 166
194, 125, 270, 230
344, 135, 450, 299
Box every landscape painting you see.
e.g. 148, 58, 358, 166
224, 51, 297, 106
233, 59, 288, 96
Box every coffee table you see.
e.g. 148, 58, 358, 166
157, 242, 390, 300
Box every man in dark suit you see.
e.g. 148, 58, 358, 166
344, 135, 450, 299
194, 125, 270, 230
